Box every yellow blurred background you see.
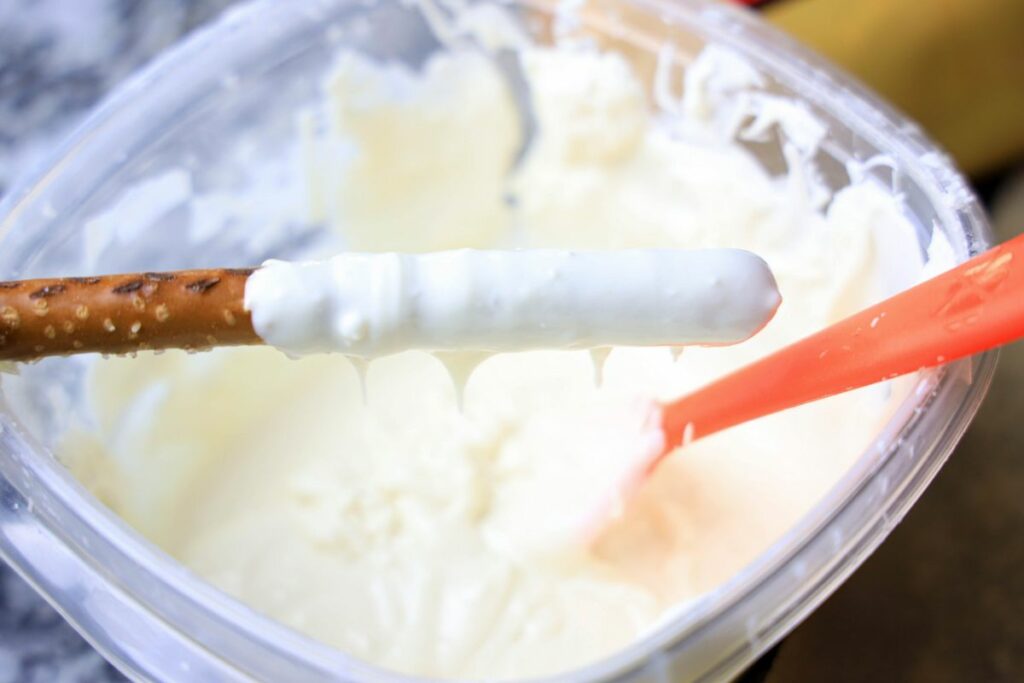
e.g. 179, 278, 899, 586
766, 0, 1024, 177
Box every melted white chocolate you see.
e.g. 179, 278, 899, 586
54, 28, 952, 682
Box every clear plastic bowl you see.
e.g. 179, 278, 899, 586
0, 0, 995, 681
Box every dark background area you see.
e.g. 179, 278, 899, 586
1, 1, 1022, 681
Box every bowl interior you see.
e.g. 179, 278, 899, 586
0, 0, 991, 681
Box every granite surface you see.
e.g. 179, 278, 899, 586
0, 4, 239, 681
1, 1, 1022, 682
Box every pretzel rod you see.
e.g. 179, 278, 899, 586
0, 250, 782, 363
0, 269, 261, 362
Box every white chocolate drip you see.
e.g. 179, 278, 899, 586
434, 350, 488, 409
348, 356, 369, 404
589, 346, 612, 387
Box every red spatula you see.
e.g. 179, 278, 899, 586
659, 231, 1024, 458
570, 233, 1024, 545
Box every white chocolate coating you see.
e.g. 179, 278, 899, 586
245, 249, 780, 357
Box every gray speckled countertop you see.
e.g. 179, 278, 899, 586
1, 2, 1022, 681
0, 4, 238, 680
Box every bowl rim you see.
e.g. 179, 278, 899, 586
0, 0, 996, 681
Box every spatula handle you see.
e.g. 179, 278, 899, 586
662, 232, 1024, 447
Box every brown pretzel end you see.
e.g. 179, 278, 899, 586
0, 269, 262, 362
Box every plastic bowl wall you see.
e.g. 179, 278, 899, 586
0, 0, 995, 681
